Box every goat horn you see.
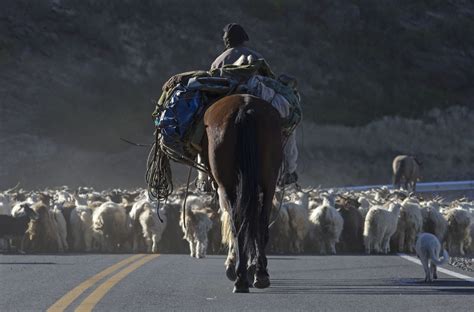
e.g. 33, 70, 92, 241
4, 182, 21, 193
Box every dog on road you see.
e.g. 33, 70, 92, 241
415, 232, 449, 282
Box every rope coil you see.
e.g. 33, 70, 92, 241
145, 131, 174, 201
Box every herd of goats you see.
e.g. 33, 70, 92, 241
0, 181, 473, 259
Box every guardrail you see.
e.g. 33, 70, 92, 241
332, 180, 474, 193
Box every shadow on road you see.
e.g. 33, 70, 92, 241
262, 278, 474, 295
0, 262, 58, 265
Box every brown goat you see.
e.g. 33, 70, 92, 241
392, 155, 422, 192
26, 203, 61, 252
335, 196, 364, 252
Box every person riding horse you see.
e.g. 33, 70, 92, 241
150, 24, 299, 292
210, 23, 264, 70
206, 23, 299, 186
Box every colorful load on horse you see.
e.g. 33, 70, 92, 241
152, 59, 302, 162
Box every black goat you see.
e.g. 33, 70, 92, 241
0, 203, 39, 252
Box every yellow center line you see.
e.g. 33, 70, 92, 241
75, 254, 160, 312
47, 254, 145, 312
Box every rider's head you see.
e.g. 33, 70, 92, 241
222, 23, 249, 49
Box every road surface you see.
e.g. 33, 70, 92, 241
1, 253, 473, 311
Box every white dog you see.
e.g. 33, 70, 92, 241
415, 232, 449, 282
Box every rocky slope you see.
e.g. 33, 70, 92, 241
1, 0, 473, 188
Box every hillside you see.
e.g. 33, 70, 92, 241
1, 0, 473, 188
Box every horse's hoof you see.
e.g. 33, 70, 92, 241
226, 265, 237, 281
233, 286, 250, 293
253, 275, 270, 289
247, 264, 256, 283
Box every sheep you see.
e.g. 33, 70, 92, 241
285, 191, 310, 253
4, 184, 470, 257
159, 199, 189, 253
74, 193, 88, 206
55, 201, 77, 249
179, 192, 223, 255
392, 155, 422, 192
268, 201, 291, 254
121, 192, 141, 214
444, 207, 472, 256
308, 198, 319, 211
30, 192, 69, 252
207, 206, 223, 255
129, 197, 149, 253
357, 196, 371, 219
70, 205, 94, 252
180, 205, 214, 258
177, 194, 217, 258
465, 222, 474, 255
0, 183, 21, 215
12, 190, 28, 203
393, 198, 423, 253
0, 203, 39, 252
52, 206, 69, 251
92, 202, 132, 252
130, 196, 167, 254
86, 192, 107, 205
419, 205, 448, 244
309, 199, 344, 254
54, 190, 73, 205
335, 196, 364, 252
139, 203, 167, 254
363, 202, 401, 254
26, 202, 63, 252
0, 193, 14, 215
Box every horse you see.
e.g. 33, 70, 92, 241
200, 94, 283, 293
392, 155, 422, 192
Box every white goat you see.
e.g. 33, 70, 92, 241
309, 199, 344, 254
363, 203, 401, 254
394, 198, 423, 253
444, 207, 472, 256
180, 208, 213, 258
70, 205, 94, 252
52, 206, 68, 252
0, 193, 13, 215
179, 195, 214, 258
139, 204, 166, 253
419, 205, 448, 244
357, 196, 371, 218
54, 190, 73, 205
285, 191, 310, 253
466, 222, 474, 255
130, 196, 166, 254
92, 202, 132, 252
269, 202, 291, 254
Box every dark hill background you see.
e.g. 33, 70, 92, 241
1, 0, 473, 189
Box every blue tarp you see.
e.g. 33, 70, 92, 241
155, 86, 202, 148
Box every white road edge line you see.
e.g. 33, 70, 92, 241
397, 253, 474, 283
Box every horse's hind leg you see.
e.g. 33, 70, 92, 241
225, 242, 237, 281
253, 194, 271, 289
219, 189, 238, 281
233, 233, 250, 293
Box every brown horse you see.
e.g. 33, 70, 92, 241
200, 94, 283, 293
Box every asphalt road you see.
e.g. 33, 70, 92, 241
1, 253, 473, 312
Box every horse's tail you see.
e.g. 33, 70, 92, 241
393, 159, 405, 188
234, 106, 260, 257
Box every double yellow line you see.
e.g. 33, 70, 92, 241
48, 254, 159, 312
